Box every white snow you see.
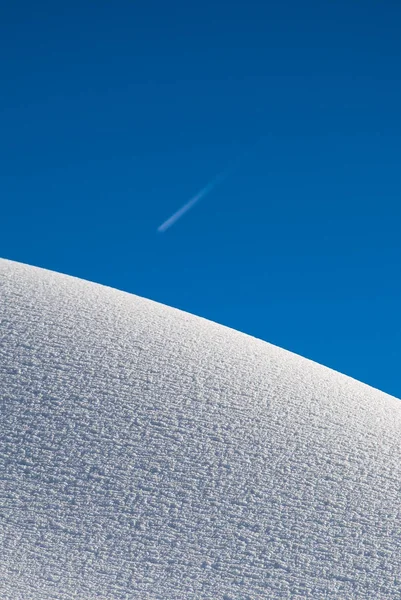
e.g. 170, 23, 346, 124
1, 258, 400, 599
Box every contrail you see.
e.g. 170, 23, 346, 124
157, 169, 229, 233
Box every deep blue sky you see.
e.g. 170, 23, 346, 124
1, 1, 400, 398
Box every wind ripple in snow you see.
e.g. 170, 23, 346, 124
0, 258, 400, 599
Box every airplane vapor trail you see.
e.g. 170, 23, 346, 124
157, 169, 229, 233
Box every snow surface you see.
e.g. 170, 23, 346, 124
1, 258, 401, 600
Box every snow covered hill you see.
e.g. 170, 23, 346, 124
1, 258, 400, 599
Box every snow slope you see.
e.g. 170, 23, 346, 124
1, 259, 400, 600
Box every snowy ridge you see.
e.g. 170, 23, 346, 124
1, 258, 400, 599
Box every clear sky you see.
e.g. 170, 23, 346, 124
1, 1, 400, 399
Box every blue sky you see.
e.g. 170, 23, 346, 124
1, 1, 400, 399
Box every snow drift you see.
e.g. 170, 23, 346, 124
1, 258, 400, 599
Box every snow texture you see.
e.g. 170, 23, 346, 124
1, 258, 401, 600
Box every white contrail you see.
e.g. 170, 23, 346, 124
157, 169, 229, 233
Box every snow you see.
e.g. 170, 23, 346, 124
1, 258, 400, 600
